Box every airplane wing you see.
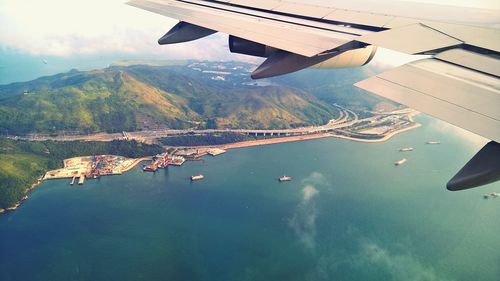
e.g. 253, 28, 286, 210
127, 0, 500, 190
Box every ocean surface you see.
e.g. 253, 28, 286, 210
1, 115, 499, 281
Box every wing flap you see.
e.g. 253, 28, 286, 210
323, 10, 394, 28
357, 23, 463, 54
273, 2, 333, 19
435, 49, 500, 77
355, 58, 500, 142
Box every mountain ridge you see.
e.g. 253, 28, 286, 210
0, 62, 341, 135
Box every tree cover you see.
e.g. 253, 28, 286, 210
0, 138, 163, 209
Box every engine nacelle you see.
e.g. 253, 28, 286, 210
229, 35, 276, 57
313, 46, 377, 69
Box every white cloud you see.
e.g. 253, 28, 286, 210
302, 185, 319, 201
288, 172, 329, 250
354, 240, 452, 281
0, 0, 254, 61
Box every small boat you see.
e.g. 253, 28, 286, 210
399, 147, 414, 152
191, 174, 204, 181
395, 158, 407, 166
279, 175, 292, 182
426, 141, 441, 145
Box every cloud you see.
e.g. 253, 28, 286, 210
0, 0, 258, 62
288, 172, 329, 250
288, 187, 319, 250
1, 0, 497, 63
302, 185, 319, 201
353, 240, 452, 281
308, 238, 452, 281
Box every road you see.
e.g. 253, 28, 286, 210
15, 106, 418, 143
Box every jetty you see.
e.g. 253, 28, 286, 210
78, 175, 85, 185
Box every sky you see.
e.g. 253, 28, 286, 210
0, 0, 498, 76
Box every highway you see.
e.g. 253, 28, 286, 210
16, 106, 418, 143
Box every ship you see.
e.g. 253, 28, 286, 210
426, 141, 441, 144
279, 175, 292, 182
395, 158, 407, 166
142, 165, 158, 172
399, 147, 414, 152
191, 174, 204, 181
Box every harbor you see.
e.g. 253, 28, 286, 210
42, 148, 228, 186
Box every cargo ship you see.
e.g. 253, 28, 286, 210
399, 147, 414, 152
191, 174, 204, 181
279, 175, 292, 182
394, 158, 407, 166
142, 164, 158, 172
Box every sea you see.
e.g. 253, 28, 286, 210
1, 115, 499, 281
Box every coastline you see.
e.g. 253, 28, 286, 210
330, 122, 422, 143
2, 119, 420, 215
1, 157, 151, 215
207, 121, 421, 150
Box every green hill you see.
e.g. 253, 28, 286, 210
0, 62, 341, 135
0, 138, 163, 209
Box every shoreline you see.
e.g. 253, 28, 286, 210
1, 157, 152, 215
1, 120, 420, 215
169, 121, 422, 150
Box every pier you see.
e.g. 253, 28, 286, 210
78, 175, 85, 185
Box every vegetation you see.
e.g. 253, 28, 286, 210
0, 138, 163, 209
0, 64, 340, 135
159, 133, 256, 146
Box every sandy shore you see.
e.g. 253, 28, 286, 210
221, 133, 334, 150
206, 122, 421, 149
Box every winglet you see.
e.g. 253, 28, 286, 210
447, 141, 500, 191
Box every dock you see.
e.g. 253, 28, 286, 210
78, 175, 85, 185
207, 148, 226, 156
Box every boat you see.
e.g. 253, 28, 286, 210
426, 141, 441, 144
399, 147, 414, 152
142, 164, 157, 172
191, 174, 204, 181
395, 158, 407, 166
279, 175, 292, 182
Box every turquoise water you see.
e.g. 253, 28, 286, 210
1, 116, 499, 281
